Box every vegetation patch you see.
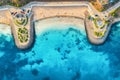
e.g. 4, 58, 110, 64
18, 27, 28, 43
109, 7, 120, 17
0, 0, 29, 7
93, 18, 109, 29
90, 1, 104, 12
94, 30, 106, 38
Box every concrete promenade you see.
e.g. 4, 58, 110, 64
0, 1, 119, 24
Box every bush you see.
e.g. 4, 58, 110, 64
94, 31, 104, 37
18, 27, 29, 43
0, 2, 2, 6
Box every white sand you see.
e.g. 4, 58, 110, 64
0, 10, 11, 25
34, 17, 86, 35
0, 24, 11, 35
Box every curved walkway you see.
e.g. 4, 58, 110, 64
0, 1, 119, 24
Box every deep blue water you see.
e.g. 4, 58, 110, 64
0, 22, 120, 80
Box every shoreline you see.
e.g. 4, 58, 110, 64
0, 16, 85, 34
0, 24, 12, 35
0, 16, 120, 46
34, 16, 85, 35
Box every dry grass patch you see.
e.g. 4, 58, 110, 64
91, 1, 104, 11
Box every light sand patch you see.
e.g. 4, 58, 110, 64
32, 6, 87, 20
34, 17, 85, 35
0, 24, 11, 35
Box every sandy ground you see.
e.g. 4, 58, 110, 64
32, 6, 88, 21
0, 10, 12, 36
32, 6, 88, 35
0, 24, 11, 35
0, 10, 11, 25
34, 16, 85, 35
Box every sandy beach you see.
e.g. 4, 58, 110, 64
32, 6, 87, 21
0, 10, 11, 25
0, 24, 11, 35
34, 16, 85, 35
32, 6, 88, 36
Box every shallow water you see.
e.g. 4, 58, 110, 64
0, 22, 120, 80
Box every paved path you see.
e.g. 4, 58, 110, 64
0, 1, 119, 27
24, 1, 120, 19
104, 1, 120, 13
28, 1, 98, 17
0, 1, 119, 22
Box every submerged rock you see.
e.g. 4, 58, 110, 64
31, 69, 39, 76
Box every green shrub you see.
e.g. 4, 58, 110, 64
94, 31, 104, 37
18, 27, 29, 43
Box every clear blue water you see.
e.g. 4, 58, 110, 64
0, 21, 120, 80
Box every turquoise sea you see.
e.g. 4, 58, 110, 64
0, 21, 120, 80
